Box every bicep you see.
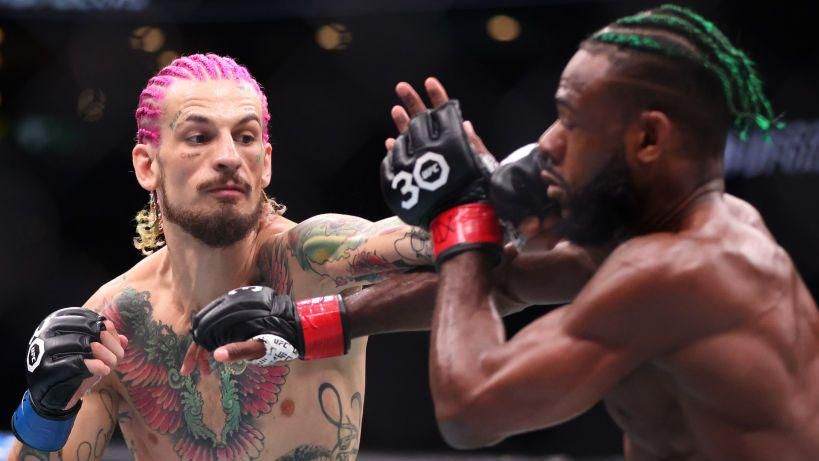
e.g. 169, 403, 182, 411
285, 214, 432, 289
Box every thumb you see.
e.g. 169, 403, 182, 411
463, 120, 490, 155
214, 340, 266, 363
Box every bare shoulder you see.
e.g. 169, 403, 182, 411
289, 213, 377, 235
83, 274, 129, 314
569, 231, 774, 352
83, 250, 164, 313
723, 193, 771, 235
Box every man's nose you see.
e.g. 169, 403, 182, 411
214, 136, 242, 173
538, 121, 565, 165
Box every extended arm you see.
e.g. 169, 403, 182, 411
188, 240, 598, 368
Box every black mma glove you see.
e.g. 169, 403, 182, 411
12, 308, 105, 451
489, 143, 558, 229
192, 286, 350, 363
381, 100, 502, 265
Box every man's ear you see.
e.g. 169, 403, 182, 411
261, 142, 273, 188
133, 143, 159, 191
625, 110, 673, 164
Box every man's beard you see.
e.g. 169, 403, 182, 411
160, 177, 265, 248
553, 149, 641, 246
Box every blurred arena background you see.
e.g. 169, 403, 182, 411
0, 0, 817, 459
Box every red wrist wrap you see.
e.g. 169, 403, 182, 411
296, 295, 345, 360
430, 203, 503, 259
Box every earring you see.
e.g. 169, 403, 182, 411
149, 191, 163, 232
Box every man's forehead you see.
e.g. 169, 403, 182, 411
557, 49, 613, 98
162, 79, 263, 119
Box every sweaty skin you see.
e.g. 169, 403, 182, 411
422, 49, 819, 461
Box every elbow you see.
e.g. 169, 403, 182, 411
434, 397, 505, 449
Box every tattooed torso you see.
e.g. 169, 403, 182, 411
78, 215, 430, 461
101, 281, 366, 461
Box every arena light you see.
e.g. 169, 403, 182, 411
157, 50, 179, 68
316, 24, 352, 50
130, 26, 165, 53
486, 15, 521, 42
77, 88, 106, 122
16, 116, 50, 152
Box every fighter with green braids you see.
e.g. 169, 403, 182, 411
379, 4, 819, 460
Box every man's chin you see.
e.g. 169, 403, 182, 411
164, 207, 263, 248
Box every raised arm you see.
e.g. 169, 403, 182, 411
430, 250, 659, 448
8, 292, 127, 461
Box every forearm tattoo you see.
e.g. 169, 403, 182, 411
73, 389, 117, 461
16, 447, 62, 461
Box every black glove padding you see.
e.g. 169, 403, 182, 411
191, 286, 302, 355
26, 308, 104, 417
489, 144, 558, 227
381, 100, 491, 228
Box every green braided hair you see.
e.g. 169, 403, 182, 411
588, 4, 782, 141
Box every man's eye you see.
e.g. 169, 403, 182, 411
238, 134, 255, 144
186, 134, 207, 144
560, 118, 575, 130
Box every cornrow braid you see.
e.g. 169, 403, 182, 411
134, 53, 271, 145
590, 4, 782, 140
656, 5, 779, 135
131, 53, 285, 256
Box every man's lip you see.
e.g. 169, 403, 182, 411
540, 169, 567, 190
206, 184, 247, 193
540, 169, 569, 209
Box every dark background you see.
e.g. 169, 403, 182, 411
0, 0, 817, 457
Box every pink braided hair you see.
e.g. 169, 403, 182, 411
135, 53, 270, 144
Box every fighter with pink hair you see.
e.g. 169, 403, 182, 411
9, 53, 444, 461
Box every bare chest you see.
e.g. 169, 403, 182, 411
104, 286, 366, 461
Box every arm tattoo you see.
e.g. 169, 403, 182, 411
393, 228, 432, 264
17, 447, 62, 461
104, 287, 290, 461
74, 429, 109, 461
73, 388, 117, 461
118, 411, 138, 458
16, 389, 117, 460
287, 215, 432, 287
287, 216, 371, 271
275, 382, 362, 461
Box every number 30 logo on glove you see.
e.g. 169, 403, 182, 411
391, 152, 451, 209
